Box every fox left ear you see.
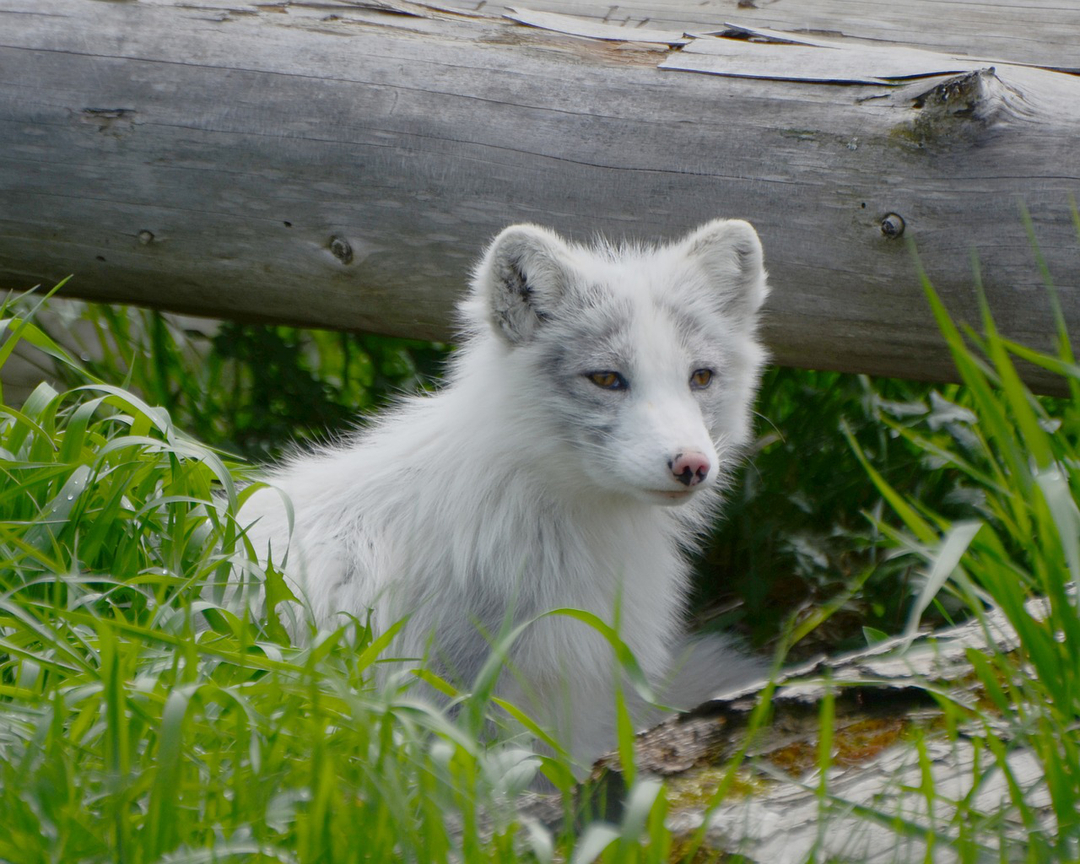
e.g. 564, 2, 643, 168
679, 219, 769, 319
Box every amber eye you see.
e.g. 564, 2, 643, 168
587, 371, 628, 390
690, 368, 714, 389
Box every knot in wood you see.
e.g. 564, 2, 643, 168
880, 213, 905, 238
329, 236, 353, 265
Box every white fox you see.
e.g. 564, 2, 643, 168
239, 219, 770, 766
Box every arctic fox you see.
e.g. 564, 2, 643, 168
239, 219, 770, 765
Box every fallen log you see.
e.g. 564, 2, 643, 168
1, 1, 1078, 390
515, 598, 1055, 862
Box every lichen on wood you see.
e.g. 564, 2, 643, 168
584, 599, 1055, 861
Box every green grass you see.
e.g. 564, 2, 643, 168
838, 253, 1080, 856
1, 295, 469, 861
0, 290, 679, 863
3, 239, 1079, 862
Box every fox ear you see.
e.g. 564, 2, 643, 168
679, 219, 768, 319
474, 224, 577, 345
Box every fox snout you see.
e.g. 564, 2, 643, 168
668, 451, 711, 487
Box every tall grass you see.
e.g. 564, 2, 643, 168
0, 292, 515, 862
3, 238, 1079, 862
0, 290, 680, 863
840, 247, 1080, 857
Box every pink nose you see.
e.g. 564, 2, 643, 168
669, 451, 711, 487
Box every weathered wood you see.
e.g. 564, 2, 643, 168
571, 599, 1055, 862
1, 0, 1078, 390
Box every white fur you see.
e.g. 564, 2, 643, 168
239, 219, 770, 766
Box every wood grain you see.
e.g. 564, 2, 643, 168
2, 0, 1078, 390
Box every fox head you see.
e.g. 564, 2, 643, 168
463, 220, 770, 506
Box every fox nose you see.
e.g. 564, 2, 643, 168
669, 451, 711, 487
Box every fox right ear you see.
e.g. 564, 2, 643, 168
679, 219, 769, 321
473, 224, 578, 345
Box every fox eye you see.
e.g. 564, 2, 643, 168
690, 368, 714, 389
587, 371, 628, 390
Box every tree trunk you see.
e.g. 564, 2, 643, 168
2, 0, 1078, 390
